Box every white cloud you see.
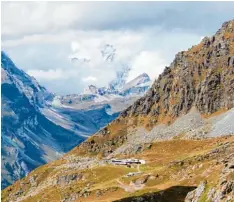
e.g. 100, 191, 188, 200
2, 2, 234, 40
128, 51, 167, 82
26, 68, 78, 81
71, 41, 80, 52
4, 28, 202, 94
3, 2, 234, 94
2, 2, 82, 38
82, 76, 97, 82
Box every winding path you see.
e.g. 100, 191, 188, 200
116, 164, 145, 193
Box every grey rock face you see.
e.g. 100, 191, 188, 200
185, 181, 207, 202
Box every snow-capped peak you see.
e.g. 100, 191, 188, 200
123, 73, 151, 90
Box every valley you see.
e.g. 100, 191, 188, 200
1, 17, 234, 202
1, 51, 151, 189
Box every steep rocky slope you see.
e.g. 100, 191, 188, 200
2, 20, 234, 202
123, 20, 234, 122
1, 52, 89, 189
76, 20, 234, 157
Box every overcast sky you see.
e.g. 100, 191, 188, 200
2, 2, 234, 95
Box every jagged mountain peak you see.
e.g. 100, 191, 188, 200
83, 72, 151, 97
126, 73, 150, 86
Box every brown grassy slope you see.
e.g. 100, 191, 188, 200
2, 135, 234, 202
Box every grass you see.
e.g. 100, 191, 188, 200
84, 165, 137, 185
2, 135, 234, 202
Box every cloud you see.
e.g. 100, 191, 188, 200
2, 2, 234, 94
2, 1, 234, 41
82, 76, 97, 83
26, 69, 66, 80
3, 28, 203, 94
26, 68, 79, 81
128, 51, 167, 82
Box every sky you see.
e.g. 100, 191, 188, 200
2, 2, 234, 95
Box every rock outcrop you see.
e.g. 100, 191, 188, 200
123, 20, 234, 122
185, 154, 234, 202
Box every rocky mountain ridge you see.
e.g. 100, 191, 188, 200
1, 52, 117, 189
122, 20, 234, 121
74, 20, 234, 158
53, 69, 151, 113
1, 51, 151, 189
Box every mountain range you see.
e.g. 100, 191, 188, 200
2, 19, 234, 202
1, 51, 151, 189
